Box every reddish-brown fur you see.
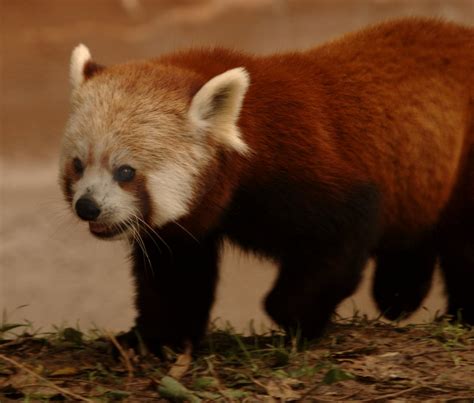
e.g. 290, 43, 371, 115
71, 18, 474, 354
158, 19, 473, 238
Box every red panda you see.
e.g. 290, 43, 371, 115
60, 18, 474, 354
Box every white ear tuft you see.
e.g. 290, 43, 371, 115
189, 67, 250, 155
70, 44, 92, 89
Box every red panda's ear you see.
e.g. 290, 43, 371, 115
189, 67, 250, 155
69, 44, 104, 90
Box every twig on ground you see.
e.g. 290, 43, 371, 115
300, 382, 322, 400
106, 330, 134, 379
359, 385, 422, 401
409, 347, 468, 358
308, 390, 362, 402
0, 339, 25, 349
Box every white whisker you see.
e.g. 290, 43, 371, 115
125, 217, 154, 275
135, 231, 154, 276
126, 210, 164, 255
172, 220, 200, 244
133, 214, 173, 256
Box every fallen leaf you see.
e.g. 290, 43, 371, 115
158, 375, 201, 403
195, 390, 221, 400
264, 379, 301, 401
223, 388, 250, 399
322, 367, 355, 385
168, 343, 192, 380
8, 372, 58, 398
50, 367, 79, 376
192, 376, 218, 390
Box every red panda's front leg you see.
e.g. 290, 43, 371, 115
123, 232, 221, 356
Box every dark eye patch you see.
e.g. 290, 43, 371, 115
73, 158, 84, 175
114, 165, 136, 182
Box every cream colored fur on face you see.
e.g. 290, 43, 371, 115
62, 44, 251, 233
148, 158, 201, 227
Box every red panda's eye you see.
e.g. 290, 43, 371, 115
73, 158, 84, 175
114, 165, 135, 182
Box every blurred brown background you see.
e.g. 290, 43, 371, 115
1, 0, 473, 332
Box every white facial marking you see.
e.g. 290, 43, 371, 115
148, 161, 199, 227
70, 44, 92, 89
189, 67, 250, 155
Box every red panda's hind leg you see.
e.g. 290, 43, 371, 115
438, 147, 474, 324
264, 252, 368, 339
372, 237, 437, 321
264, 184, 381, 339
438, 216, 474, 324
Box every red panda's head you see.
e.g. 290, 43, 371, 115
59, 44, 250, 240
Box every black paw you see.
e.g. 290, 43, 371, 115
374, 289, 428, 321
111, 327, 195, 359
373, 278, 431, 321
264, 294, 331, 341
111, 327, 164, 358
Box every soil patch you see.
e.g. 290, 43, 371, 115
1, 319, 472, 401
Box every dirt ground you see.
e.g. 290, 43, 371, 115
1, 0, 473, 335
1, 319, 473, 401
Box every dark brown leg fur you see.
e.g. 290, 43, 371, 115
265, 249, 370, 339
261, 184, 381, 339
373, 236, 437, 321
438, 146, 474, 324
124, 231, 221, 355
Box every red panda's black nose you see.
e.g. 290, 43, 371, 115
75, 197, 101, 221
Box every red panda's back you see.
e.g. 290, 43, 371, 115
159, 18, 473, 235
